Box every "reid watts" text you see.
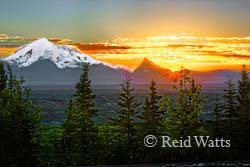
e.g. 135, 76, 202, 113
161, 136, 230, 148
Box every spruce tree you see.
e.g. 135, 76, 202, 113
236, 65, 250, 154
62, 99, 78, 165
139, 80, 165, 163
140, 80, 162, 135
63, 100, 75, 147
237, 65, 250, 120
111, 75, 139, 163
163, 68, 205, 138
222, 76, 239, 158
223, 77, 238, 129
75, 63, 97, 118
0, 61, 7, 165
0, 67, 42, 167
75, 63, 97, 165
62, 63, 98, 165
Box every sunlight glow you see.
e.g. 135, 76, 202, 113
83, 35, 250, 71
2, 34, 250, 72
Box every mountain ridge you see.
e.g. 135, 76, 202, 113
4, 38, 119, 69
1, 38, 242, 86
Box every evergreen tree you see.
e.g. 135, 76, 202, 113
163, 68, 205, 138
158, 69, 206, 161
75, 63, 97, 118
75, 63, 98, 165
0, 61, 7, 165
223, 77, 238, 129
236, 65, 250, 155
139, 81, 165, 163
63, 100, 75, 147
62, 63, 98, 165
237, 65, 250, 120
222, 76, 239, 159
140, 80, 162, 135
111, 75, 140, 163
62, 99, 78, 166
0, 67, 42, 167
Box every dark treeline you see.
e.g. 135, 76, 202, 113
1, 62, 250, 166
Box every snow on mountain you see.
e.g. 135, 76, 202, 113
4, 38, 117, 69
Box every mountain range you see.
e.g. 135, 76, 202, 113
2, 38, 241, 86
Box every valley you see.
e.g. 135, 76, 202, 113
30, 84, 224, 124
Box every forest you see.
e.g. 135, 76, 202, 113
1, 62, 250, 167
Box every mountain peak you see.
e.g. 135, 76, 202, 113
142, 57, 152, 64
133, 57, 170, 74
137, 57, 160, 69
4, 38, 118, 69
29, 38, 54, 47
36, 37, 50, 42
136, 57, 156, 69
132, 57, 172, 84
31, 37, 51, 44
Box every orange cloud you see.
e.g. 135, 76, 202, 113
73, 43, 130, 55
1, 35, 250, 72
0, 47, 17, 58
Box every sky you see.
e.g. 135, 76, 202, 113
1, 0, 250, 71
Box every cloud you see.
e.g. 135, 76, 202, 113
1, 34, 250, 71
75, 43, 129, 50
0, 34, 25, 40
206, 51, 250, 59
74, 43, 130, 55
48, 38, 74, 45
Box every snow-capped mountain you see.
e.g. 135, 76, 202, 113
4, 38, 116, 69
2, 38, 127, 86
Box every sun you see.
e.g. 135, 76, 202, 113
170, 69, 176, 72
